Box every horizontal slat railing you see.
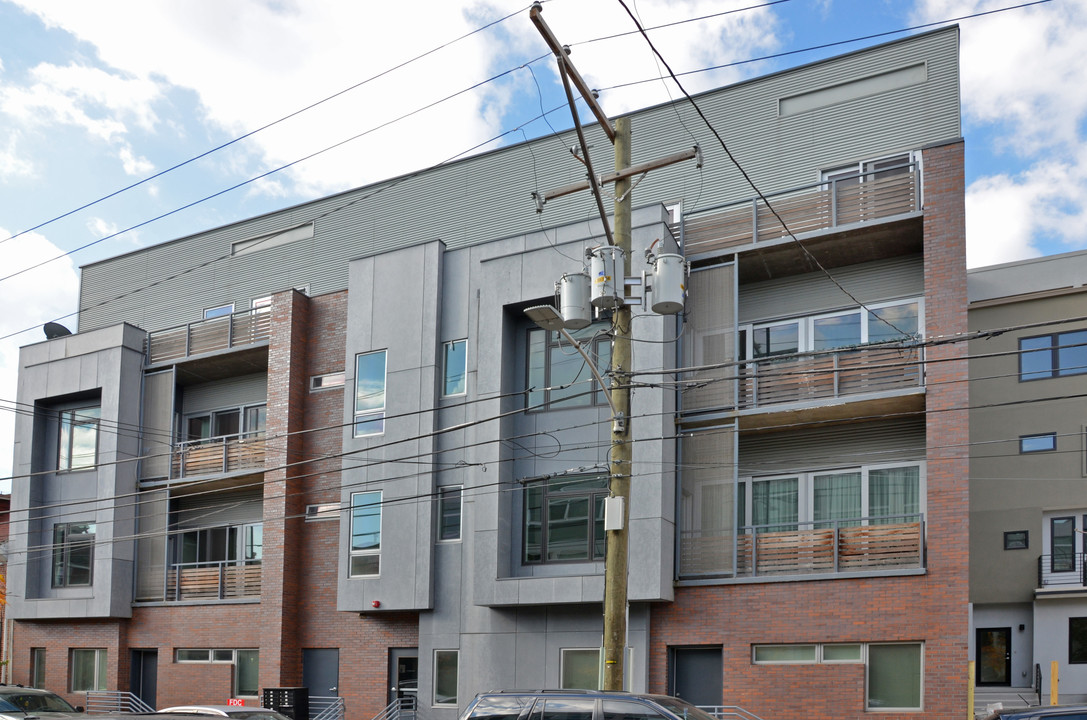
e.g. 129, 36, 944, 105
683, 163, 918, 255
84, 691, 155, 713
172, 432, 266, 478
146, 307, 271, 364
1038, 553, 1087, 587
680, 515, 924, 579
166, 561, 261, 601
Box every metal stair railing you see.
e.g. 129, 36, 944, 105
84, 691, 155, 713
698, 705, 765, 720
371, 697, 417, 720
310, 696, 346, 720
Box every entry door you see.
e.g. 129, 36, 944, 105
388, 648, 419, 708
303, 649, 340, 698
130, 650, 158, 710
668, 647, 723, 707
977, 628, 1012, 686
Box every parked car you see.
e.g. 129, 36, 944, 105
160, 707, 291, 720
0, 686, 83, 718
458, 690, 719, 720
983, 706, 1087, 720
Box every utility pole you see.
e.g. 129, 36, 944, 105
529, 3, 697, 691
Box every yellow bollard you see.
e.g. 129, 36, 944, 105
968, 661, 976, 720
1051, 660, 1059, 705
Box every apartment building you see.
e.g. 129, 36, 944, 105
969, 250, 1087, 703
5, 25, 967, 720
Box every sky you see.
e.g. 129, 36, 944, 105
0, 0, 1084, 485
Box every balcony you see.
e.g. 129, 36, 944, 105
172, 432, 265, 479
739, 345, 924, 410
682, 163, 920, 257
1038, 554, 1087, 591
679, 514, 925, 580
146, 308, 271, 365
165, 561, 261, 601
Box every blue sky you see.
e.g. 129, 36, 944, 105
0, 0, 1083, 483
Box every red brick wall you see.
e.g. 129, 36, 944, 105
648, 140, 970, 720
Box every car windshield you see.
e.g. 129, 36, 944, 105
0, 693, 78, 713
650, 698, 717, 720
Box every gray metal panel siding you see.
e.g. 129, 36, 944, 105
175, 487, 263, 527
141, 370, 175, 478
181, 373, 268, 414
738, 418, 925, 476
77, 28, 959, 336
739, 255, 924, 323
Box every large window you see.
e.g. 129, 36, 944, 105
185, 404, 266, 442
526, 321, 611, 410
524, 475, 607, 564
739, 464, 922, 531
354, 350, 387, 436
58, 406, 100, 471
70, 649, 106, 691
867, 643, 922, 710
175, 649, 259, 697
175, 524, 262, 566
433, 650, 459, 706
350, 491, 382, 576
1020, 330, 1087, 381
30, 648, 46, 689
52, 522, 95, 587
443, 340, 467, 397
438, 486, 462, 541
561, 649, 601, 690
740, 299, 921, 360
1071, 618, 1087, 664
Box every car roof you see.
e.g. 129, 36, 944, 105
987, 706, 1087, 720
0, 687, 64, 695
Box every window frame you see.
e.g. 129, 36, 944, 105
30, 648, 46, 689
523, 474, 609, 565
354, 350, 388, 437
1020, 433, 1057, 453
52, 522, 95, 588
70, 648, 106, 692
311, 371, 346, 392
560, 648, 602, 690
526, 320, 612, 411
183, 403, 266, 443
1019, 330, 1087, 381
866, 642, 923, 711
1071, 617, 1087, 664
203, 303, 235, 320
437, 486, 463, 542
57, 405, 101, 472
442, 339, 468, 397
350, 491, 382, 577
173, 648, 259, 698
432, 649, 459, 707
1004, 530, 1029, 550
1051, 516, 1076, 574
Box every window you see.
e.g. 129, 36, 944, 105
867, 643, 922, 710
350, 491, 381, 576
438, 486, 462, 541
354, 350, 387, 436
185, 404, 265, 442
305, 503, 340, 522
433, 650, 459, 706
58, 406, 100, 471
1052, 517, 1076, 573
752, 643, 863, 664
204, 304, 234, 320
1004, 530, 1029, 550
52, 522, 95, 587
311, 371, 346, 391
740, 464, 922, 531
174, 524, 262, 566
526, 320, 611, 410
739, 299, 921, 360
443, 340, 467, 397
524, 475, 608, 564
174, 649, 259, 697
30, 648, 46, 689
561, 649, 601, 689
251, 296, 272, 312
1071, 618, 1087, 664
1020, 330, 1087, 380
1021, 433, 1057, 453
822, 153, 915, 186
70, 649, 106, 691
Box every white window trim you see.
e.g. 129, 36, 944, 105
353, 350, 387, 438
204, 303, 235, 320
560, 647, 602, 690
442, 339, 468, 398
820, 151, 920, 184
311, 371, 346, 392
306, 503, 340, 522
70, 648, 107, 692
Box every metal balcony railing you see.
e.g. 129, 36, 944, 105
172, 431, 266, 478
166, 560, 262, 601
1038, 553, 1087, 588
682, 162, 920, 255
680, 514, 925, 579
146, 307, 272, 365
739, 344, 924, 409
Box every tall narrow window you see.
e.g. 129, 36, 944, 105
433, 650, 459, 706
70, 649, 107, 691
58, 406, 100, 471
1052, 516, 1076, 573
30, 648, 46, 689
866, 643, 922, 710
350, 491, 382, 576
235, 650, 260, 697
443, 340, 467, 397
52, 522, 95, 587
438, 486, 462, 541
354, 350, 387, 436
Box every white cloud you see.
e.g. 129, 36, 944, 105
0, 226, 80, 487
118, 145, 153, 176
0, 133, 34, 181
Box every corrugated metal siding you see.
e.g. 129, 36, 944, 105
181, 373, 267, 414
739, 254, 924, 323
175, 487, 263, 527
738, 417, 925, 476
141, 370, 175, 478
77, 28, 959, 335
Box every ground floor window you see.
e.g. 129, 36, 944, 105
867, 643, 922, 710
561, 648, 601, 690
1070, 617, 1087, 664
433, 650, 458, 706
175, 648, 259, 697
30, 648, 46, 689
70, 648, 106, 691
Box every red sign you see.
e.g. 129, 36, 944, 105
227, 700, 246, 707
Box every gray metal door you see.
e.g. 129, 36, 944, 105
668, 647, 722, 707
303, 649, 340, 697
130, 649, 158, 709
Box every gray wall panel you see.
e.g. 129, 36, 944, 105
181, 373, 268, 414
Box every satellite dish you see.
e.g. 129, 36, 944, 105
44, 322, 72, 339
